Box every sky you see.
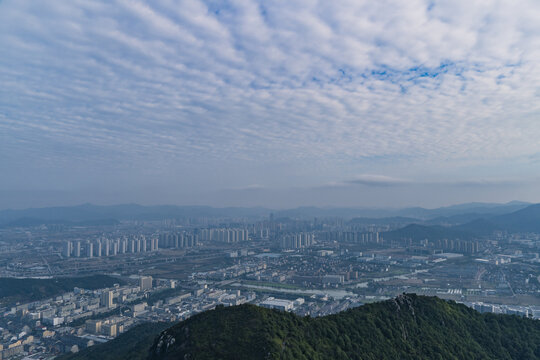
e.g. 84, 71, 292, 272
1, 0, 540, 209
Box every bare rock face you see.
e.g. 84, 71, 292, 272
391, 293, 416, 316
151, 324, 190, 359
153, 331, 176, 356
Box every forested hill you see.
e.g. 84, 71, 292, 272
148, 294, 540, 360
61, 294, 540, 360
0, 275, 123, 306
58, 322, 172, 360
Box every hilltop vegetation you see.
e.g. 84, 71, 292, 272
148, 294, 540, 359
0, 275, 123, 306
61, 294, 540, 360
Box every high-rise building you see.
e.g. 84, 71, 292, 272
102, 323, 117, 337
86, 319, 102, 334
63, 241, 72, 257
139, 276, 153, 291
74, 241, 81, 257
280, 233, 314, 250
95, 241, 102, 257
100, 290, 114, 308
86, 242, 93, 258
104, 239, 110, 257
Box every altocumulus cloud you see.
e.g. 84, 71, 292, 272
0, 0, 540, 206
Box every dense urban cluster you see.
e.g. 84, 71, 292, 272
1, 203, 540, 359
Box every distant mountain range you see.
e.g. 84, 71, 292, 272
383, 223, 474, 241
0, 201, 533, 228
383, 204, 540, 241
492, 204, 540, 232
60, 294, 540, 360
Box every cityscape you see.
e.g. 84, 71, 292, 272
1, 202, 539, 358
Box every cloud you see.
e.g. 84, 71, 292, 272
346, 174, 411, 187
343, 175, 527, 188
0, 0, 539, 206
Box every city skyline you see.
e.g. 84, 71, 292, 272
1, 0, 540, 209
